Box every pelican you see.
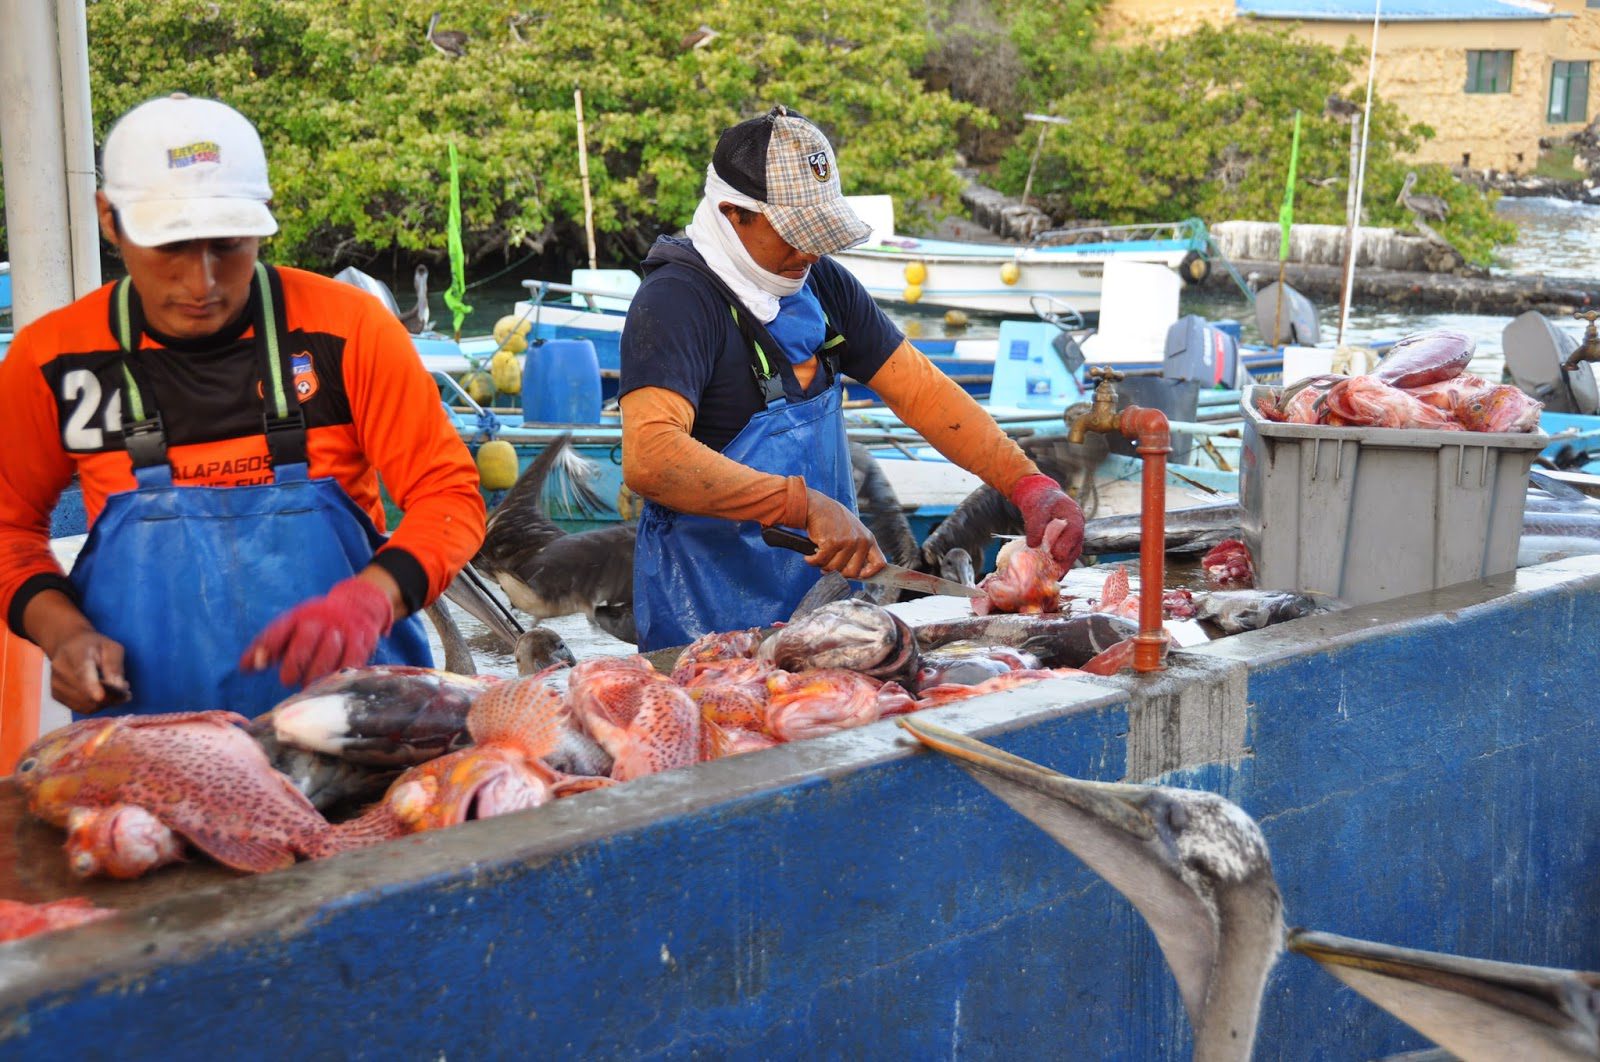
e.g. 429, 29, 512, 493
474, 433, 638, 643
680, 23, 719, 50
1397, 171, 1450, 223
1323, 94, 1361, 121
900, 718, 1600, 1061
900, 718, 1281, 1060
1290, 930, 1600, 1060
426, 12, 468, 57
397, 264, 431, 334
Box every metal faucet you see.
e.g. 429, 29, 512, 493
1067, 367, 1125, 444
1562, 310, 1600, 371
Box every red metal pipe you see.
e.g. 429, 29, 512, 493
1118, 406, 1171, 672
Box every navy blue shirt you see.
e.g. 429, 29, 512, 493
620, 237, 904, 452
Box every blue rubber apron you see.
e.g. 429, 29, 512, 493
634, 294, 855, 651
67, 263, 431, 718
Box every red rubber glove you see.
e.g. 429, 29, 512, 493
239, 576, 394, 688
1010, 473, 1086, 570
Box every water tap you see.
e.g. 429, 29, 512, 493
1067, 367, 1125, 444
1563, 310, 1600, 371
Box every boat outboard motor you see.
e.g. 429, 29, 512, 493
1254, 281, 1320, 346
1503, 310, 1595, 415
1164, 314, 1243, 388
332, 266, 403, 318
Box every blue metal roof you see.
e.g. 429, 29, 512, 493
1238, 0, 1558, 20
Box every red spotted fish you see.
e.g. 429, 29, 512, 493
976, 521, 1068, 615
764, 669, 885, 741
568, 656, 700, 781
15, 711, 366, 875
345, 668, 612, 837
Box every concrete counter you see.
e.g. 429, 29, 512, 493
3, 557, 1598, 1058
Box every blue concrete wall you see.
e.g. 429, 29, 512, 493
4, 563, 1598, 1059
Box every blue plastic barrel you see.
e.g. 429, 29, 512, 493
524, 338, 602, 424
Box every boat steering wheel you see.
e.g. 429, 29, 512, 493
1029, 295, 1085, 333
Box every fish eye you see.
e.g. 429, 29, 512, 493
16, 757, 36, 774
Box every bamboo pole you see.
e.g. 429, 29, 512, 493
574, 87, 597, 270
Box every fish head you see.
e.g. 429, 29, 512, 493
66, 804, 182, 880
387, 746, 554, 831
13, 717, 123, 808
760, 601, 898, 673
764, 668, 880, 742
1460, 385, 1542, 433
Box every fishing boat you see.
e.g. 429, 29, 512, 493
830, 195, 1212, 318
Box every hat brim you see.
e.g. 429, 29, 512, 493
116, 197, 278, 248
765, 199, 872, 257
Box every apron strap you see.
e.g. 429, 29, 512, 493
111, 263, 307, 473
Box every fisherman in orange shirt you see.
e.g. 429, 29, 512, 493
0, 94, 485, 717
620, 106, 1084, 650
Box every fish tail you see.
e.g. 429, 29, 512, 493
311, 803, 407, 857
466, 667, 568, 758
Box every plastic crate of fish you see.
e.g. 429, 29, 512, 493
1240, 386, 1548, 606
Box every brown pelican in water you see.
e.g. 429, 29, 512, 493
426, 12, 468, 57
396, 264, 431, 334
474, 433, 637, 643
899, 718, 1600, 1061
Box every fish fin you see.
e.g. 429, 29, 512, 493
466, 667, 567, 759
172, 822, 297, 874
1079, 637, 1138, 676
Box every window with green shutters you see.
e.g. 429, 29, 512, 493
1549, 60, 1590, 123
1466, 50, 1514, 94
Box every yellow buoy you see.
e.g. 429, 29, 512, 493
943, 309, 970, 330
476, 439, 519, 491
490, 349, 523, 395
493, 314, 533, 346
999, 261, 1021, 286
903, 283, 923, 304
903, 260, 928, 286
462, 369, 496, 407
496, 331, 528, 356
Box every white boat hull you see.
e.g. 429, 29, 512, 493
832, 240, 1192, 317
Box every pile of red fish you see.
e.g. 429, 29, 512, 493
1256, 329, 1541, 433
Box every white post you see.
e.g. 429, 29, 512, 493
1337, 0, 1382, 347
0, 0, 74, 328
56, 0, 101, 301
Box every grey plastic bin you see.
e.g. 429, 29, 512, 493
1240, 386, 1547, 605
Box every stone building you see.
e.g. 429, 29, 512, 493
1101, 0, 1598, 173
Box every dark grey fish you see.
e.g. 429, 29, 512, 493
1081, 502, 1243, 557
914, 613, 1136, 669
1194, 590, 1323, 635
762, 599, 920, 684
917, 642, 1042, 690
262, 666, 492, 767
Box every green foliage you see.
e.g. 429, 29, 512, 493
993, 24, 1513, 266
2, 0, 975, 270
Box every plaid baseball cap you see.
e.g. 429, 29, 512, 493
711, 105, 870, 256
101, 94, 277, 247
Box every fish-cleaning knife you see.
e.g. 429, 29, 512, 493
761, 527, 985, 599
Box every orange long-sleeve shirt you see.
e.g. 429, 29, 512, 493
622, 340, 1040, 525
0, 266, 485, 636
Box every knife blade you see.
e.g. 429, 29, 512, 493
760, 527, 985, 599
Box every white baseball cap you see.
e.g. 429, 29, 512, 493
101, 93, 278, 247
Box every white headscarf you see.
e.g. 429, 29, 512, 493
684, 165, 807, 323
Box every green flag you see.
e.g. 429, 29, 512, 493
1277, 110, 1302, 262
443, 142, 473, 339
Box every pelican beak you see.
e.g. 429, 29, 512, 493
898, 717, 1155, 840
1288, 929, 1590, 1035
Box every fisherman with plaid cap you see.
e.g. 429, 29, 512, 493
619, 106, 1084, 650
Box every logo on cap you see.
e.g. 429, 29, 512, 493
805, 149, 831, 183
167, 141, 221, 169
